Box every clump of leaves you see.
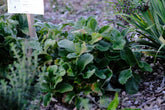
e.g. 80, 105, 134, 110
0, 14, 29, 76
36, 16, 152, 109
0, 16, 18, 75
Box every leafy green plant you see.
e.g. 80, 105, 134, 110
0, 16, 18, 75
0, 41, 41, 110
36, 16, 152, 109
123, 0, 165, 60
0, 14, 30, 76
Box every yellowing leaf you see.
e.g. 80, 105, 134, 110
159, 36, 165, 45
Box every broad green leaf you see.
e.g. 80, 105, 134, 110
43, 75, 50, 82
67, 53, 79, 59
74, 17, 86, 29
63, 92, 75, 104
107, 93, 119, 110
139, 61, 152, 72
102, 70, 113, 86
54, 76, 63, 88
44, 39, 56, 52
58, 48, 69, 57
58, 66, 66, 76
104, 84, 121, 92
113, 39, 126, 50
87, 18, 97, 32
43, 93, 52, 106
119, 69, 132, 85
55, 58, 65, 65
96, 57, 110, 68
111, 29, 126, 50
67, 67, 75, 76
83, 69, 95, 79
38, 54, 52, 65
126, 73, 140, 94
77, 53, 94, 70
95, 69, 106, 79
48, 65, 58, 75
58, 39, 75, 52
41, 82, 50, 90
75, 98, 90, 110
91, 82, 102, 95
89, 33, 102, 44
96, 40, 110, 51
56, 83, 73, 93
120, 47, 138, 66
99, 25, 110, 34
75, 42, 87, 55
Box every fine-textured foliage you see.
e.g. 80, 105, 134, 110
124, 0, 165, 60
0, 41, 41, 110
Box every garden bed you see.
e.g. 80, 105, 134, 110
0, 0, 165, 110
42, 0, 165, 110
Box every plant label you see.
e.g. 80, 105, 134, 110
7, 0, 44, 14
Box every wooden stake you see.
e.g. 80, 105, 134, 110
26, 14, 36, 56
27, 14, 36, 38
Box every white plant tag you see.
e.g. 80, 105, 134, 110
7, 0, 44, 15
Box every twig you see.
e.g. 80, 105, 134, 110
155, 87, 165, 93
155, 92, 164, 97
86, 95, 99, 106
161, 76, 165, 88
138, 97, 156, 108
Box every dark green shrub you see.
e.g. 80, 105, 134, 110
35, 17, 152, 109
0, 16, 18, 75
0, 14, 29, 76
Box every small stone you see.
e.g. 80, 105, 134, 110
122, 91, 126, 96
144, 82, 149, 86
127, 101, 132, 105
51, 97, 57, 102
158, 69, 162, 73
73, 107, 77, 110
153, 72, 158, 75
134, 100, 138, 105
150, 63, 154, 67
130, 106, 137, 108
157, 97, 162, 105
